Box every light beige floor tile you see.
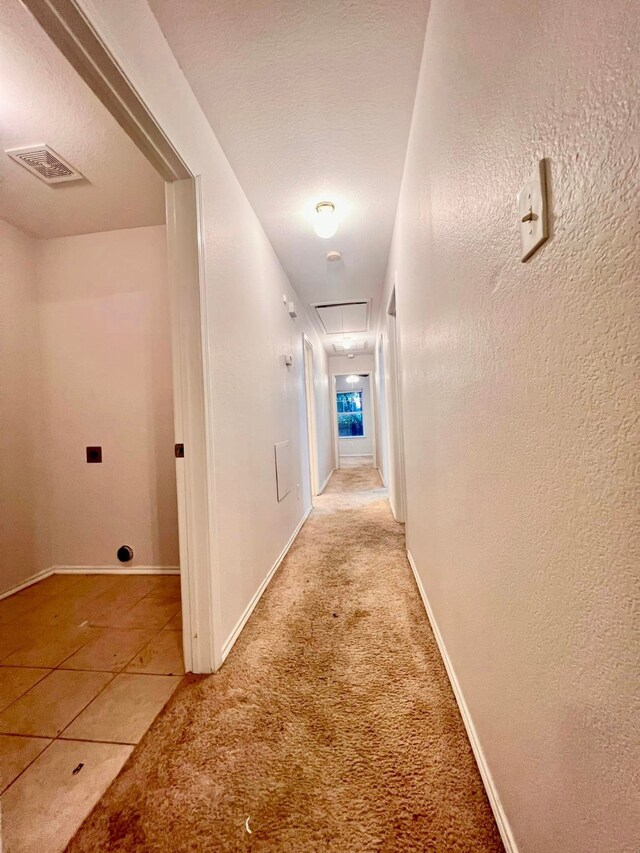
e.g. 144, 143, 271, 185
18, 595, 90, 628
22, 574, 83, 597
0, 667, 50, 712
62, 673, 181, 744
114, 575, 161, 597
81, 585, 149, 626
2, 624, 101, 668
145, 575, 181, 598
61, 628, 158, 672
0, 738, 132, 853
126, 629, 185, 675
97, 595, 180, 629
0, 594, 41, 624
0, 669, 113, 737
57, 574, 120, 598
0, 624, 38, 661
9, 584, 57, 606
163, 609, 182, 630
0, 734, 51, 794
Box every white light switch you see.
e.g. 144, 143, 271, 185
518, 160, 548, 262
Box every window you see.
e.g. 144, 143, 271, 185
337, 390, 364, 437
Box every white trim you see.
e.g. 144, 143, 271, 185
338, 452, 374, 457
377, 466, 387, 487
53, 566, 180, 575
0, 566, 179, 599
220, 506, 312, 662
318, 468, 335, 494
406, 549, 519, 853
302, 334, 320, 498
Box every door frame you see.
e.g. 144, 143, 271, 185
385, 283, 407, 522
23, 0, 220, 672
302, 334, 319, 499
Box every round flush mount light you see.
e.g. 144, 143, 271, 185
326, 250, 342, 262
346, 374, 360, 384
314, 201, 338, 239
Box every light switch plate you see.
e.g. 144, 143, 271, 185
518, 160, 548, 262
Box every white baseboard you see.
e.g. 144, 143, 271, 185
318, 468, 335, 494
221, 507, 312, 662
406, 549, 519, 853
0, 565, 180, 599
53, 566, 180, 575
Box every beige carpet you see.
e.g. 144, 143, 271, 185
67, 464, 502, 852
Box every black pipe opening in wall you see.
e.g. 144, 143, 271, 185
117, 545, 134, 563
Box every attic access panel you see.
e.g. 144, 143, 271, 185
313, 301, 370, 335
333, 340, 369, 354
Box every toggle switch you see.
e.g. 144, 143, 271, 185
518, 160, 548, 262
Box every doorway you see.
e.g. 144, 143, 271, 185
333, 372, 376, 470
19, 0, 218, 674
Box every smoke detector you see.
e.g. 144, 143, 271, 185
5, 145, 84, 185
326, 250, 342, 262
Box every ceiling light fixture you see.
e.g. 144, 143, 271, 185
314, 201, 338, 239
346, 375, 360, 384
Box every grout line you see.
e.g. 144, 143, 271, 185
0, 731, 52, 741
0, 736, 56, 797
56, 735, 137, 747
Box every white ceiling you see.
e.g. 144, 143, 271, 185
149, 0, 429, 350
0, 0, 165, 239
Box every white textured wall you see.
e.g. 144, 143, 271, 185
37, 226, 179, 571
381, 1, 639, 850
0, 220, 49, 592
76, 0, 334, 649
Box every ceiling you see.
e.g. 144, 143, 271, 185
0, 0, 165, 239
148, 0, 429, 350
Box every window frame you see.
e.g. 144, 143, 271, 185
336, 389, 366, 439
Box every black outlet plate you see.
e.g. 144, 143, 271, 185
86, 446, 102, 463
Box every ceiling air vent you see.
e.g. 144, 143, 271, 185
5, 145, 84, 185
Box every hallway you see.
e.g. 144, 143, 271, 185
66, 462, 501, 851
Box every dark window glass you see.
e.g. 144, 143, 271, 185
337, 391, 364, 437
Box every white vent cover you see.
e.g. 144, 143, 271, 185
5, 145, 84, 184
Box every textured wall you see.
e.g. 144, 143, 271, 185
0, 220, 49, 592
381, 0, 639, 850
37, 226, 179, 570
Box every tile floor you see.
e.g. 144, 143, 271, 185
0, 573, 184, 853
